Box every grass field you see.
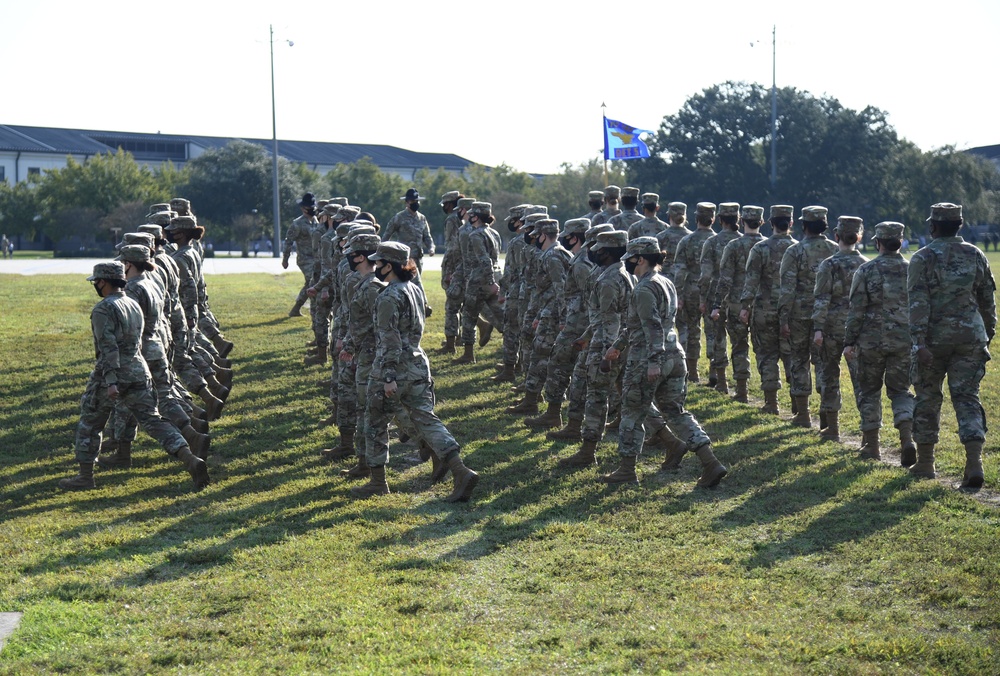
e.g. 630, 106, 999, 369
1, 269, 998, 674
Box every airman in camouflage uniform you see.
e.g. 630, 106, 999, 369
711, 205, 765, 403
657, 202, 691, 344
305, 200, 348, 364
582, 190, 604, 221
778, 206, 837, 427
282, 192, 319, 317
601, 238, 727, 487
438, 191, 465, 354
811, 216, 868, 441
740, 205, 797, 414
700, 202, 742, 393
510, 209, 549, 381
627, 192, 668, 240
449, 198, 482, 362
457, 202, 505, 364
608, 186, 643, 233
558, 231, 632, 468
591, 185, 622, 226
60, 262, 208, 492
383, 188, 435, 288
673, 203, 717, 383
843, 221, 915, 462
907, 203, 996, 488
493, 204, 528, 381
354, 242, 481, 502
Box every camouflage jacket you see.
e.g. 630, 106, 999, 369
714, 233, 765, 309
563, 247, 596, 335
441, 211, 463, 280
657, 224, 692, 282
152, 250, 186, 344
612, 270, 680, 362
536, 244, 572, 320
673, 227, 715, 299
467, 225, 502, 287
521, 244, 542, 310
812, 249, 867, 339
844, 252, 910, 351
907, 235, 997, 349
315, 228, 341, 292
384, 209, 434, 257
91, 291, 150, 387
582, 208, 602, 222
699, 229, 742, 307
627, 215, 667, 241
283, 214, 318, 260
374, 280, 430, 382
501, 236, 527, 296
332, 258, 353, 342
344, 272, 387, 364
591, 207, 622, 226
582, 261, 634, 351
124, 273, 168, 363
778, 234, 837, 325
171, 243, 201, 324
740, 232, 797, 314
608, 209, 643, 233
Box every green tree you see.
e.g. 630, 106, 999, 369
0, 180, 40, 239
532, 159, 624, 224
323, 157, 409, 227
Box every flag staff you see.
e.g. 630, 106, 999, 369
601, 102, 609, 187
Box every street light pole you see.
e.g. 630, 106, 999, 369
270, 24, 281, 257
770, 24, 778, 192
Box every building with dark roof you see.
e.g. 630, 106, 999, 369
0, 124, 476, 184
965, 144, 1000, 172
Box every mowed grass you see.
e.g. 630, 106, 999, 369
1, 267, 998, 674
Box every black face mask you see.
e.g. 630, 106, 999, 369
587, 248, 602, 265
624, 259, 639, 275
374, 263, 391, 281
534, 236, 544, 250
93, 281, 104, 298
559, 235, 575, 249
347, 255, 360, 271
508, 220, 520, 233
524, 233, 534, 245
409, 202, 420, 212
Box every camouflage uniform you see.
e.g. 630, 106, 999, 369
699, 203, 742, 378
673, 204, 717, 377
608, 188, 643, 233
522, 221, 571, 398
844, 224, 914, 434
498, 205, 529, 371
462, 212, 505, 347
440, 194, 465, 340
582, 190, 604, 222
283, 211, 319, 307
627, 213, 667, 241
590, 185, 622, 226
383, 207, 434, 274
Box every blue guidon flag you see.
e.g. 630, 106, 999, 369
603, 117, 655, 161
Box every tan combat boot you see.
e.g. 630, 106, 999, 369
212, 334, 234, 358
181, 424, 211, 460
321, 429, 355, 462
189, 416, 210, 435
288, 300, 304, 317
961, 440, 985, 489
491, 363, 516, 383
686, 358, 700, 383
898, 420, 916, 467
506, 390, 540, 416
198, 386, 224, 421
453, 344, 476, 364
601, 455, 639, 485
98, 440, 132, 469
205, 375, 230, 402
694, 443, 728, 488
190, 403, 209, 421
304, 351, 328, 367
760, 389, 779, 415
714, 368, 729, 395
477, 318, 494, 347
858, 428, 880, 460
340, 455, 370, 480
909, 443, 936, 479
306, 339, 318, 348
525, 401, 563, 430
59, 463, 96, 490
437, 335, 457, 355
177, 447, 210, 490
659, 429, 689, 471
819, 411, 840, 442
791, 396, 812, 428
733, 379, 749, 403
351, 465, 390, 497
215, 366, 234, 389
558, 439, 599, 468
547, 417, 583, 441
444, 455, 480, 502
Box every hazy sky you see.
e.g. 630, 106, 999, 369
3, 0, 998, 174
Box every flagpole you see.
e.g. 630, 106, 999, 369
601, 103, 609, 187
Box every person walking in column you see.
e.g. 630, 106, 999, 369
438, 190, 465, 354
699, 202, 742, 393
673, 203, 717, 383
282, 192, 320, 318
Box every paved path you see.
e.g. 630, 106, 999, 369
0, 254, 443, 276
0, 613, 22, 652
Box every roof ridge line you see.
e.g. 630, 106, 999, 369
0, 125, 57, 151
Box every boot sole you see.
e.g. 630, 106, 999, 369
962, 474, 985, 489
97, 458, 132, 470
446, 472, 479, 502
188, 461, 210, 491
697, 466, 728, 488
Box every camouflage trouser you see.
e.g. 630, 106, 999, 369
708, 310, 728, 370
724, 304, 751, 380
195, 329, 220, 360
501, 295, 521, 367
750, 309, 791, 392
564, 345, 590, 420
76, 376, 187, 463
354, 355, 374, 458
787, 318, 820, 397
294, 258, 316, 305
198, 313, 220, 339
364, 377, 459, 467
524, 316, 558, 395
173, 347, 207, 394
110, 357, 191, 442
517, 296, 532, 371
912, 343, 989, 444
678, 294, 703, 362
817, 333, 858, 413
854, 347, 914, 432
443, 267, 465, 339
337, 352, 358, 434
312, 291, 333, 349
461, 284, 504, 347
582, 348, 623, 442
544, 329, 584, 406
617, 356, 711, 457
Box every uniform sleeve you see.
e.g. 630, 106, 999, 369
777, 247, 798, 326
593, 279, 623, 348
375, 292, 401, 381
811, 259, 834, 328
540, 253, 567, 319
698, 239, 714, 303
976, 253, 997, 341
283, 221, 298, 256
907, 252, 930, 348
637, 285, 666, 361
740, 246, 762, 311
422, 219, 435, 255
672, 240, 689, 290
714, 243, 736, 309
383, 216, 400, 243
92, 305, 121, 386
843, 265, 868, 346
173, 253, 199, 323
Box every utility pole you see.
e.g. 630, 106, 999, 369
770, 24, 778, 192
270, 24, 281, 257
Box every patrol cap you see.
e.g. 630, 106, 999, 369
87, 261, 126, 282
621, 186, 640, 199
335, 222, 354, 239
696, 202, 717, 215
588, 190, 604, 201
874, 221, 905, 240
836, 215, 864, 235
317, 199, 330, 210
117, 244, 152, 263
537, 218, 560, 236
590, 230, 628, 252
166, 215, 199, 231
440, 190, 461, 205
719, 202, 741, 216
170, 197, 192, 214
330, 197, 349, 207
147, 203, 171, 214
470, 201, 492, 216
800, 206, 828, 222
563, 218, 591, 236
741, 205, 765, 221
668, 202, 687, 216
334, 205, 361, 222
137, 224, 164, 241
509, 204, 529, 217
622, 236, 661, 260
347, 223, 377, 238
524, 205, 548, 217
345, 233, 381, 255
584, 224, 614, 244
641, 192, 659, 206
322, 203, 342, 216
927, 202, 962, 222
770, 205, 794, 219
457, 197, 476, 211
368, 241, 410, 264
519, 212, 549, 233
604, 185, 622, 199
117, 232, 155, 251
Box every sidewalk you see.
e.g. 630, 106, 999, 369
0, 254, 444, 276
